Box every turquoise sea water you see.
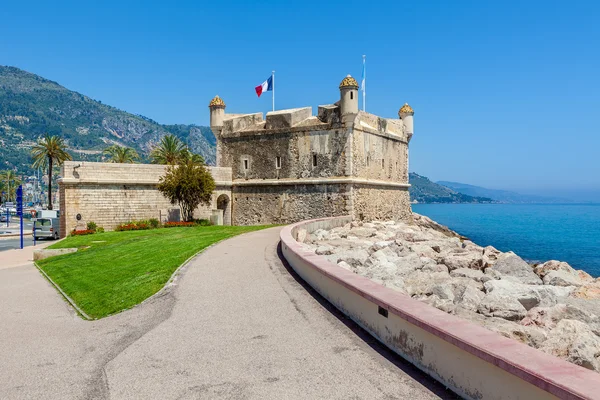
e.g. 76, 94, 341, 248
412, 204, 600, 278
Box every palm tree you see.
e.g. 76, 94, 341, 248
31, 134, 72, 210
103, 145, 139, 163
180, 148, 205, 165
150, 134, 187, 165
0, 170, 21, 202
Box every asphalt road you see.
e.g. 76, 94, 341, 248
0, 227, 456, 399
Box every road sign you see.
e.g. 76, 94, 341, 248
17, 185, 23, 249
16, 186, 23, 216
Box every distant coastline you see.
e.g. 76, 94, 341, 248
412, 203, 600, 277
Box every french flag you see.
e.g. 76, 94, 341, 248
255, 75, 273, 97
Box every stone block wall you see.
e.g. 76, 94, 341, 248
352, 185, 412, 223
231, 183, 351, 225
219, 127, 352, 181
59, 161, 232, 237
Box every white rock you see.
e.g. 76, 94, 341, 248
432, 284, 455, 301
315, 245, 334, 255
489, 253, 542, 285
334, 249, 370, 268
296, 228, 308, 243
450, 268, 486, 282
478, 293, 527, 321
540, 319, 600, 371
454, 285, 485, 312
543, 269, 588, 287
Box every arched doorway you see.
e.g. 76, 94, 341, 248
216, 194, 231, 225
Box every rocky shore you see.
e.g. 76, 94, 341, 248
297, 214, 600, 372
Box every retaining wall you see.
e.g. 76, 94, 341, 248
280, 216, 600, 400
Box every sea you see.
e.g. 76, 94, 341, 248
411, 203, 600, 278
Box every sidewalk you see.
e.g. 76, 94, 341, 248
0, 241, 53, 270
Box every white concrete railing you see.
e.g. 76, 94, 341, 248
280, 216, 600, 400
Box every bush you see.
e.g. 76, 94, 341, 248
87, 221, 98, 231
194, 219, 212, 226
164, 221, 196, 228
149, 218, 160, 229
96, 227, 105, 233
71, 229, 96, 236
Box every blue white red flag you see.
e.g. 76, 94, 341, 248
255, 75, 273, 97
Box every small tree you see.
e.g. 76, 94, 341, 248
157, 158, 215, 222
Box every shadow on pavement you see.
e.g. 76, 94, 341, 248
276, 242, 459, 399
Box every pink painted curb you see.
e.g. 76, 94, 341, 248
280, 216, 600, 400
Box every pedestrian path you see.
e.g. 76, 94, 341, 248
0, 227, 454, 399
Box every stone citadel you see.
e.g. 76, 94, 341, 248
59, 75, 414, 234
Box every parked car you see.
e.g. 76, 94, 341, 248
33, 218, 60, 240
0, 214, 7, 223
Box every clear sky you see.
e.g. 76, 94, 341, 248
1, 0, 599, 200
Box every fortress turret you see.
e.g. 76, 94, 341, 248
339, 75, 359, 120
209, 95, 226, 166
398, 103, 414, 139
209, 95, 226, 132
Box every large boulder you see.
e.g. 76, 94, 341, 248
334, 248, 370, 268
454, 285, 485, 312
489, 253, 542, 285
484, 279, 573, 310
572, 283, 600, 299
539, 319, 600, 371
450, 268, 486, 282
455, 308, 546, 348
543, 269, 592, 287
441, 252, 486, 271
478, 293, 528, 321
404, 270, 452, 297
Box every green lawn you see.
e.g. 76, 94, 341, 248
37, 225, 270, 319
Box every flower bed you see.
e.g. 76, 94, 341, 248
115, 222, 150, 231
71, 229, 97, 236
164, 221, 196, 228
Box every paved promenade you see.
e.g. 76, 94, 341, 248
0, 227, 454, 399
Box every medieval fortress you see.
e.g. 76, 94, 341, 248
59, 75, 414, 236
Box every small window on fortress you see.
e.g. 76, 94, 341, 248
366, 156, 370, 167
350, 91, 354, 100
243, 159, 249, 170
312, 154, 318, 167
382, 159, 385, 169
275, 156, 282, 169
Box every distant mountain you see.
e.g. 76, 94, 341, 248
438, 181, 573, 204
0, 66, 216, 176
409, 173, 494, 204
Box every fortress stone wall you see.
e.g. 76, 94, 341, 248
58, 162, 232, 237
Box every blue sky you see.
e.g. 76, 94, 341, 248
1, 1, 599, 200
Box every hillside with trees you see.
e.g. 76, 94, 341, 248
0, 66, 216, 177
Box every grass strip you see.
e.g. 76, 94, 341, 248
37, 225, 270, 319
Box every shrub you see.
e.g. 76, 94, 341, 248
71, 229, 96, 236
149, 218, 160, 228
194, 218, 212, 226
96, 227, 105, 233
87, 221, 98, 231
164, 221, 196, 228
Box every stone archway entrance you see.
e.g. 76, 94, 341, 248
216, 194, 231, 226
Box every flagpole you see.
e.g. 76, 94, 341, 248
272, 70, 275, 111
362, 55, 366, 112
